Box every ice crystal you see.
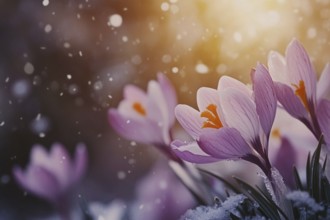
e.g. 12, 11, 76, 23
180, 194, 247, 220
286, 191, 324, 214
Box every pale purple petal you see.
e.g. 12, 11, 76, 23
73, 143, 87, 183
198, 127, 252, 160
157, 73, 177, 126
274, 82, 308, 119
252, 64, 277, 136
220, 88, 260, 143
317, 99, 330, 146
286, 39, 317, 101
49, 143, 72, 188
272, 137, 296, 188
196, 87, 220, 110
147, 80, 171, 144
117, 99, 146, 120
217, 75, 252, 97
108, 109, 164, 144
13, 165, 61, 203
30, 145, 51, 169
124, 85, 148, 102
268, 51, 288, 84
175, 104, 203, 140
317, 63, 330, 102
171, 140, 218, 164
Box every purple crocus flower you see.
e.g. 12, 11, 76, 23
13, 143, 87, 219
130, 162, 195, 220
268, 39, 330, 145
172, 63, 277, 177
108, 73, 178, 160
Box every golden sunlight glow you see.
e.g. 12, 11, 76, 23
201, 104, 223, 129
164, 0, 330, 87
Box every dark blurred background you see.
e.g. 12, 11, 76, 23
1, 0, 330, 218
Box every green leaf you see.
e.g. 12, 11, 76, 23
198, 168, 240, 194
293, 166, 303, 190
310, 135, 323, 202
234, 177, 286, 220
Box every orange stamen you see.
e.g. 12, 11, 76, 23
271, 128, 281, 139
292, 80, 309, 111
132, 102, 146, 116
200, 104, 223, 129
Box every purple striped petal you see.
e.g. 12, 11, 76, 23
274, 82, 308, 119
108, 109, 164, 144
286, 39, 317, 102
317, 63, 330, 102
198, 127, 252, 160
175, 104, 203, 140
171, 140, 218, 164
220, 88, 260, 143
317, 99, 330, 146
13, 165, 61, 203
252, 64, 277, 136
157, 73, 177, 126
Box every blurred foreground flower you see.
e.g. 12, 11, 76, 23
130, 162, 195, 220
108, 73, 179, 161
13, 143, 87, 219
268, 39, 330, 146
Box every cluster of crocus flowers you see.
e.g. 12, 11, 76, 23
268, 39, 330, 146
172, 64, 277, 179
108, 73, 179, 161
13, 143, 87, 219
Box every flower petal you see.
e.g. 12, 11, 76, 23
171, 140, 218, 164
286, 39, 317, 101
108, 109, 164, 144
317, 99, 330, 146
198, 127, 252, 159
252, 64, 277, 136
124, 85, 148, 102
268, 51, 288, 84
175, 104, 203, 140
272, 137, 296, 188
196, 87, 220, 110
13, 165, 61, 203
217, 75, 252, 97
220, 88, 260, 143
274, 82, 308, 119
73, 143, 88, 183
147, 80, 171, 144
49, 143, 72, 188
157, 73, 177, 126
317, 63, 330, 102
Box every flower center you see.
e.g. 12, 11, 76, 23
132, 102, 146, 116
200, 104, 223, 129
292, 80, 309, 111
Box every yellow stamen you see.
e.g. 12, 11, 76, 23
271, 128, 281, 139
200, 104, 223, 129
292, 80, 309, 111
132, 102, 146, 116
